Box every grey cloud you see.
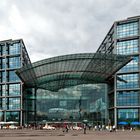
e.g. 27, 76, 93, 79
0, 0, 140, 62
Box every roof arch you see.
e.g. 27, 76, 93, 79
16, 53, 132, 91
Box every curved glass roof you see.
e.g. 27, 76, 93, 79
16, 53, 132, 91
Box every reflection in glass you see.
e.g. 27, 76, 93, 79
35, 84, 108, 124
118, 109, 138, 122
6, 111, 20, 122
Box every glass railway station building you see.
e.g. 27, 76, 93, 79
0, 16, 140, 126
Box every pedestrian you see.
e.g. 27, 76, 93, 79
113, 125, 116, 132
66, 124, 69, 132
94, 125, 97, 131
83, 124, 86, 134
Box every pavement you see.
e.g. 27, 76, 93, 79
0, 129, 140, 140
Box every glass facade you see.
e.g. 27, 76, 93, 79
117, 91, 140, 106
117, 22, 138, 38
8, 70, 20, 82
34, 84, 108, 124
8, 43, 21, 55
1, 16, 140, 126
117, 109, 139, 122
8, 84, 21, 96
97, 18, 140, 125
0, 39, 30, 125
0, 112, 4, 121
6, 111, 20, 122
116, 20, 140, 124
9, 57, 21, 69
116, 22, 140, 122
117, 74, 139, 89
117, 39, 138, 55
118, 56, 139, 73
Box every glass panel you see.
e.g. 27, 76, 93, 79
2, 45, 7, 55
9, 57, 21, 69
118, 56, 139, 73
2, 98, 7, 110
0, 99, 2, 109
0, 111, 4, 121
8, 84, 21, 96
6, 111, 20, 122
118, 109, 138, 122
34, 84, 108, 124
117, 74, 139, 89
117, 39, 138, 55
117, 22, 138, 38
117, 91, 139, 106
8, 71, 20, 82
2, 71, 6, 82
2, 58, 6, 69
2, 85, 7, 96
8, 98, 20, 110
9, 43, 21, 55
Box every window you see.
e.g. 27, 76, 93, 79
2, 71, 6, 82
117, 22, 138, 38
118, 109, 138, 122
2, 58, 6, 69
118, 56, 139, 73
2, 85, 7, 96
117, 39, 138, 55
9, 57, 21, 69
0, 45, 7, 55
8, 71, 20, 82
6, 111, 20, 122
8, 84, 21, 96
8, 98, 20, 110
0, 112, 4, 121
9, 43, 21, 55
117, 91, 139, 106
117, 74, 139, 89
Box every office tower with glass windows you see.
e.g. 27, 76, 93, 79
1, 16, 140, 126
0, 39, 30, 126
97, 16, 140, 126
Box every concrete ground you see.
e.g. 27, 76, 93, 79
0, 129, 140, 140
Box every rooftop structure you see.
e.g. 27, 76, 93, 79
16, 53, 131, 92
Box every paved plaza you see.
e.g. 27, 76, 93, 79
0, 129, 139, 140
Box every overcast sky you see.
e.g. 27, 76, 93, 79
0, 0, 140, 62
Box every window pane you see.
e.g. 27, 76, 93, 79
117, 74, 139, 89
118, 56, 139, 73
117, 22, 138, 38
8, 98, 20, 110
117, 91, 139, 106
0, 111, 4, 121
117, 39, 138, 55
2, 71, 6, 82
9, 84, 21, 96
9, 43, 21, 55
8, 71, 20, 82
9, 57, 21, 69
6, 111, 20, 122
118, 109, 138, 122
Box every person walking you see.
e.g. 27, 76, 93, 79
66, 124, 69, 133
83, 124, 86, 134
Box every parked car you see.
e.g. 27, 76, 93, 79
43, 124, 56, 130
72, 126, 82, 130
9, 125, 18, 129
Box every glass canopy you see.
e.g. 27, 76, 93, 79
16, 53, 132, 91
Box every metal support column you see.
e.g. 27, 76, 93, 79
114, 74, 117, 127
34, 88, 37, 124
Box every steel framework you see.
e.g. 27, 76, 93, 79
16, 53, 132, 91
